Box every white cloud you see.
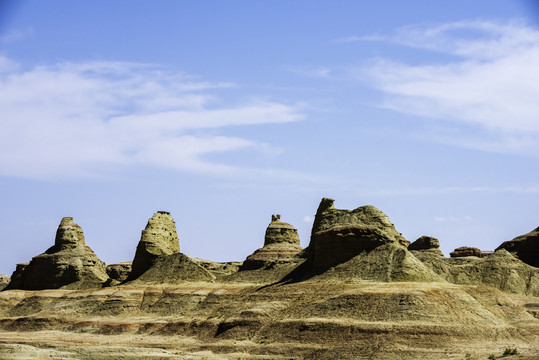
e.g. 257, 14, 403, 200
303, 215, 313, 223
360, 20, 539, 155
0, 57, 305, 180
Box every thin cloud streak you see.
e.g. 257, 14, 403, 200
0, 57, 305, 180
356, 20, 539, 156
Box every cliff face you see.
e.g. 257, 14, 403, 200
129, 211, 181, 280
497, 226, 539, 267
309, 198, 409, 271
6, 217, 108, 290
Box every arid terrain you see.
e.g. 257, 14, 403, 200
0, 198, 538, 359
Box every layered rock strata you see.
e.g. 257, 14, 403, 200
5, 217, 108, 290
414, 249, 539, 296
309, 198, 409, 270
241, 215, 302, 271
496, 226, 539, 267
129, 211, 181, 280
450, 246, 483, 258
408, 236, 444, 256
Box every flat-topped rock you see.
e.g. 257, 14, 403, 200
496, 226, 539, 267
241, 215, 302, 271
309, 198, 408, 270
409, 236, 444, 256
129, 211, 180, 280
5, 217, 108, 290
450, 246, 482, 258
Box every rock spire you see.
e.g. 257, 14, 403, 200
240, 214, 302, 270
6, 217, 108, 290
129, 211, 181, 280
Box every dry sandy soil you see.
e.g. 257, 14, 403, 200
0, 280, 537, 359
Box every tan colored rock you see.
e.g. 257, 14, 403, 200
309, 198, 408, 270
450, 246, 482, 258
241, 215, 302, 271
5, 217, 108, 290
0, 275, 9, 291
496, 226, 539, 267
413, 249, 539, 296
409, 235, 444, 256
129, 211, 180, 280
106, 262, 132, 285
129, 253, 215, 284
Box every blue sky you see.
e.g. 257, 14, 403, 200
1, 0, 539, 275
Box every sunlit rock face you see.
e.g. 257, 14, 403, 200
309, 198, 408, 271
409, 236, 444, 256
6, 217, 108, 290
129, 211, 180, 280
240, 215, 303, 271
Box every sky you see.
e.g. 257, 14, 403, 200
1, 0, 539, 275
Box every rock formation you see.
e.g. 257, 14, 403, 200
496, 226, 539, 267
5, 217, 108, 290
240, 214, 303, 271
450, 246, 483, 258
0, 275, 9, 291
309, 198, 409, 270
126, 211, 214, 284
414, 249, 539, 296
408, 235, 444, 256
128, 211, 181, 280
129, 253, 215, 284
106, 262, 132, 285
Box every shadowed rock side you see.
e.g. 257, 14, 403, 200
299, 198, 441, 283
497, 226, 539, 267
412, 249, 539, 296
5, 217, 108, 290
128, 211, 181, 280
240, 214, 303, 271
309, 198, 410, 268
106, 262, 132, 286
408, 236, 444, 256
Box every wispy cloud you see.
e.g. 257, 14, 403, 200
0, 28, 32, 43
0, 58, 305, 180
357, 20, 539, 156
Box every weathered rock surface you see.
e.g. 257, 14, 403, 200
408, 236, 444, 256
0, 275, 9, 291
309, 198, 409, 270
105, 262, 132, 286
0, 281, 537, 359
192, 258, 242, 277
5, 217, 108, 290
414, 249, 539, 296
497, 226, 539, 267
240, 215, 303, 271
129, 211, 180, 280
128, 253, 215, 284
450, 246, 483, 258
